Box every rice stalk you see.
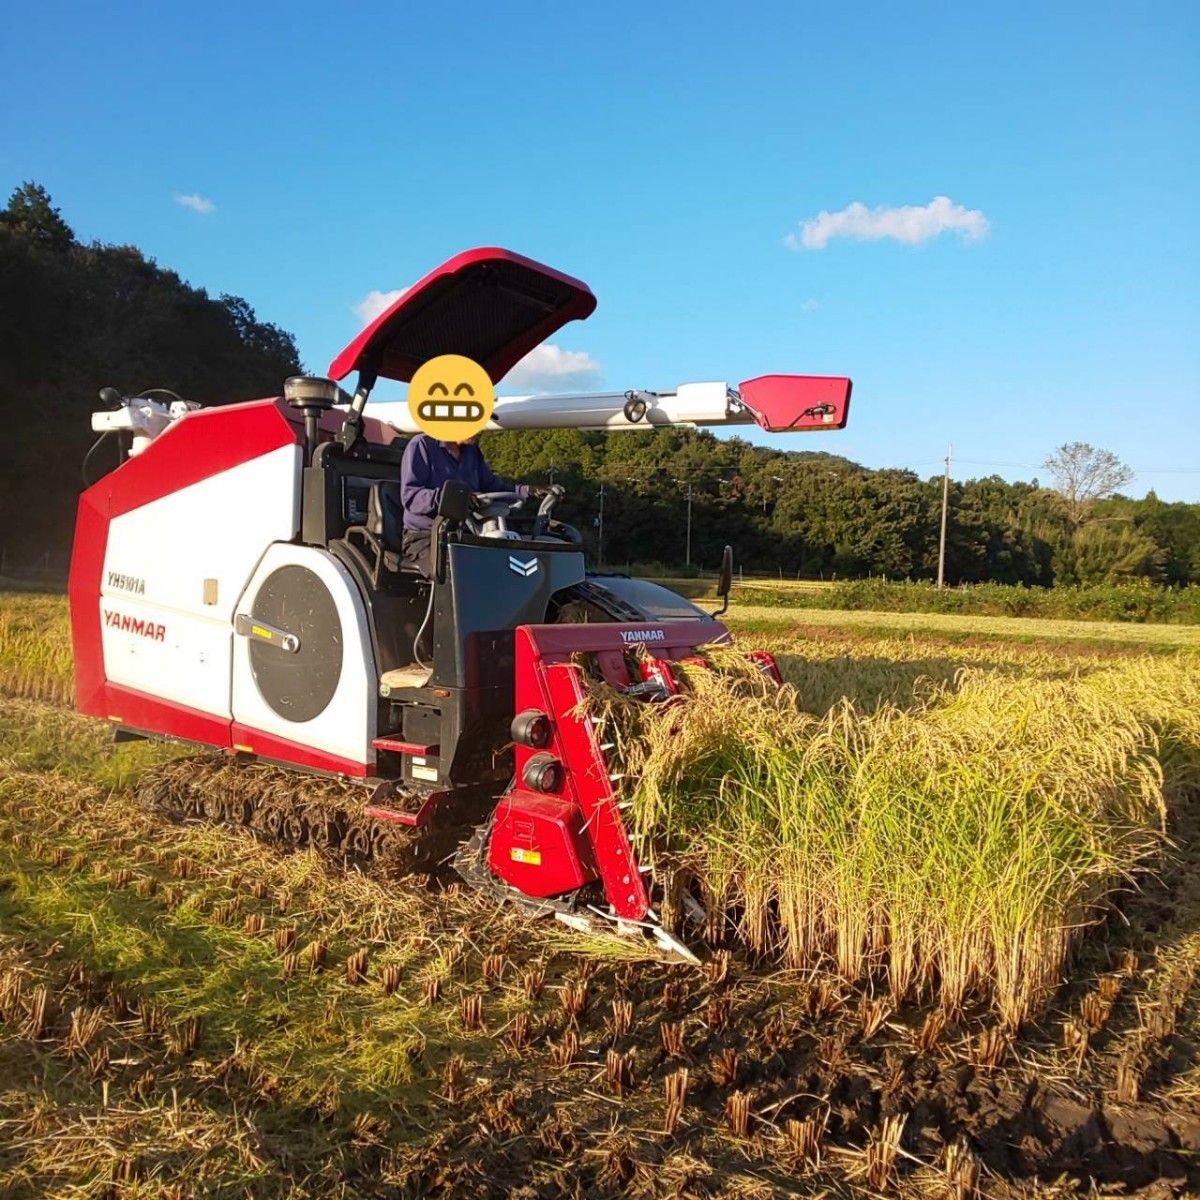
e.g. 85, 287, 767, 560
584, 648, 1197, 1024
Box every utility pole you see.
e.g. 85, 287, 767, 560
596, 484, 605, 567
685, 482, 693, 568
937, 445, 952, 589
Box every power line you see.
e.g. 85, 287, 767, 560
953, 458, 1039, 470
931, 457, 1200, 475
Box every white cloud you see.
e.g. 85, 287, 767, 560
174, 192, 215, 215
503, 344, 602, 392
800, 298, 819, 312
353, 287, 408, 324
786, 195, 989, 250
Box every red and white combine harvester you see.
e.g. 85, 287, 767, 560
70, 248, 850, 956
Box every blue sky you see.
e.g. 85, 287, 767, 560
4, 1, 1198, 499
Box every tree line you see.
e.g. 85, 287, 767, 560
0, 183, 299, 565
2, 183, 1194, 588
481, 427, 1200, 586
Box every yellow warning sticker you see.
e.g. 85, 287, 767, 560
510, 847, 541, 866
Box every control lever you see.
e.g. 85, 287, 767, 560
533, 483, 565, 538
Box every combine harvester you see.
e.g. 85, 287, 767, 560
69, 248, 851, 958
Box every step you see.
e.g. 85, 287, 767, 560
372, 736, 440, 757
365, 792, 446, 828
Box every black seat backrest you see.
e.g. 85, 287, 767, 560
369, 481, 403, 551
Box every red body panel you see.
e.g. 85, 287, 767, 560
500, 621, 727, 919
230, 723, 372, 777
488, 793, 597, 896
93, 399, 300, 521
69, 488, 111, 716
69, 399, 301, 724
639, 656, 681, 695
738, 374, 852, 432
104, 683, 231, 746
327, 247, 596, 385
68, 397, 394, 775
747, 650, 783, 684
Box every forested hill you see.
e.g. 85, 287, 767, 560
2, 183, 1196, 587
0, 183, 300, 564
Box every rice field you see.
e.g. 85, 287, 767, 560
0, 592, 72, 705
1, 587, 1198, 1197
589, 645, 1198, 1028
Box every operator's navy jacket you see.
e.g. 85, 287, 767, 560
384, 434, 528, 545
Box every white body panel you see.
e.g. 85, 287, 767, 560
231, 543, 377, 766
100, 444, 301, 716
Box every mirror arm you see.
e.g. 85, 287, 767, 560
338, 366, 377, 452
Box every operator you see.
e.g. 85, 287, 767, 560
389, 432, 541, 575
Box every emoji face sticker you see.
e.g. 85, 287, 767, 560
407, 354, 495, 441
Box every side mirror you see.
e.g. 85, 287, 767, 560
718, 545, 733, 596
715, 545, 733, 616
438, 479, 472, 524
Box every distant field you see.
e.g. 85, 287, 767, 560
729, 602, 1200, 651
2, 590, 1198, 715
654, 575, 1200, 625
653, 576, 835, 598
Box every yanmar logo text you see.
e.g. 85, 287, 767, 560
104, 610, 166, 642
107, 571, 146, 594
620, 629, 666, 644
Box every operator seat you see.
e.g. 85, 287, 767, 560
369, 483, 403, 573
344, 481, 426, 581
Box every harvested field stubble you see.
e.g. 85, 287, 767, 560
590, 646, 1200, 1026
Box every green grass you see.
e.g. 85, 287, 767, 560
0, 698, 178, 787
655, 576, 1200, 624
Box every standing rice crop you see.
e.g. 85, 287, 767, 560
587, 651, 1197, 1026
0, 592, 73, 705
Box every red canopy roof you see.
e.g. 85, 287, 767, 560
328, 247, 596, 385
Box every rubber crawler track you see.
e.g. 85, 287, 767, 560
137, 758, 699, 960
137, 756, 492, 881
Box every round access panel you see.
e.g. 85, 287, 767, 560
248, 565, 343, 723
